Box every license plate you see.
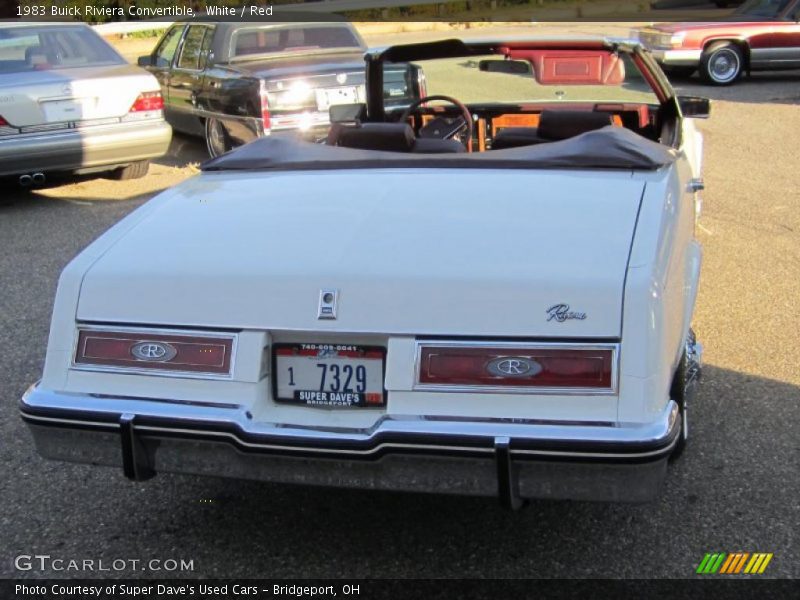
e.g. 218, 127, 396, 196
42, 97, 96, 122
315, 86, 361, 111
273, 344, 386, 408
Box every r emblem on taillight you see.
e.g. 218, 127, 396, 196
130, 341, 177, 362
486, 357, 542, 378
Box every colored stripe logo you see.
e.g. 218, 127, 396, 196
697, 552, 773, 575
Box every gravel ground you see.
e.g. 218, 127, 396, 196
0, 27, 798, 581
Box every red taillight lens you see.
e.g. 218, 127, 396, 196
129, 91, 164, 113
0, 115, 8, 127
417, 344, 615, 391
75, 329, 234, 376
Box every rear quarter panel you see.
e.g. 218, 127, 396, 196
621, 155, 701, 424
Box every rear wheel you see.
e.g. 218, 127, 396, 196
669, 352, 690, 460
205, 118, 233, 158
700, 42, 743, 85
669, 329, 701, 461
111, 160, 150, 181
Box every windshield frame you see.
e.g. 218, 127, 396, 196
365, 39, 671, 121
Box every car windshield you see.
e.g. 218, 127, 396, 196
384, 50, 659, 109
735, 0, 794, 17
0, 26, 124, 74
230, 25, 363, 60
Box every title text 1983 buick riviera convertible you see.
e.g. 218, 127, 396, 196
21, 37, 706, 508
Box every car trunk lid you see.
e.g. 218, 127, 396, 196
77, 169, 644, 338
0, 64, 157, 129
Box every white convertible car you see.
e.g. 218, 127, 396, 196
21, 38, 705, 507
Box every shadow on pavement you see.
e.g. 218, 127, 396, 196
155, 132, 209, 169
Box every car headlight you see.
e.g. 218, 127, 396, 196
637, 29, 688, 49
660, 32, 687, 48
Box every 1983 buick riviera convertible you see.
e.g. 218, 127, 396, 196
21, 37, 706, 508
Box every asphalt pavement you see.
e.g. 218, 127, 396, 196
1, 42, 798, 580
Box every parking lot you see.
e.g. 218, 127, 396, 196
1, 23, 799, 580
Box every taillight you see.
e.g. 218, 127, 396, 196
129, 91, 164, 113
0, 115, 8, 126
416, 343, 616, 393
74, 328, 235, 377
260, 83, 271, 132
417, 70, 427, 99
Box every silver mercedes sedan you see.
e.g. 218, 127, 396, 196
0, 22, 171, 186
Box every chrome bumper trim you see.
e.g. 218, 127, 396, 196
20, 385, 679, 503
649, 49, 703, 66
0, 119, 171, 177
20, 385, 679, 460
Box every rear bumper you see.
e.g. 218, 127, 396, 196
0, 119, 172, 178
20, 386, 680, 505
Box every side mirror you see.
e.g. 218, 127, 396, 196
137, 55, 153, 67
679, 95, 711, 119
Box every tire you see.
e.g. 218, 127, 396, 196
205, 118, 233, 158
699, 41, 743, 85
669, 329, 700, 461
669, 350, 690, 461
111, 160, 150, 181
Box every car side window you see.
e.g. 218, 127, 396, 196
154, 26, 183, 68
176, 25, 208, 71
200, 26, 215, 68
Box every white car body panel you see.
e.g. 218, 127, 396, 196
75, 169, 643, 338
38, 159, 699, 431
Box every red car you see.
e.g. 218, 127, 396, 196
637, 0, 800, 84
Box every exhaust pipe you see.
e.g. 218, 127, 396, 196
32, 172, 46, 186
18, 174, 32, 187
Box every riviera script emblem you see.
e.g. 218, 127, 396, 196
546, 304, 587, 322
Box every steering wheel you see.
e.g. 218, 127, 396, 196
399, 95, 474, 152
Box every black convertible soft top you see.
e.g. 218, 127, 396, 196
202, 126, 678, 173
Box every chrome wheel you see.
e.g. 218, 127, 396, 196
701, 43, 743, 85
205, 118, 231, 158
